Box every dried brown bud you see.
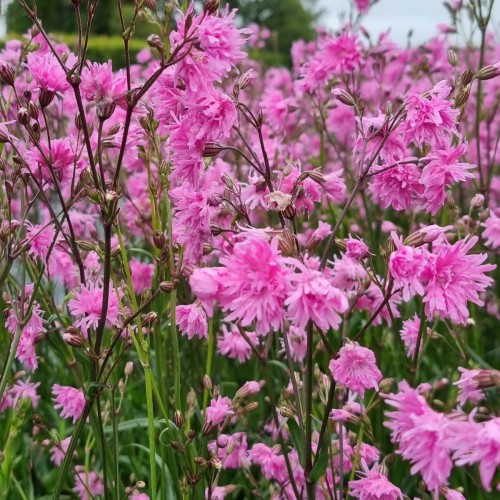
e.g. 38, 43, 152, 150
194, 456, 207, 466
147, 34, 165, 55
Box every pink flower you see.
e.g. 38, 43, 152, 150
208, 432, 248, 469
399, 314, 426, 358
73, 466, 104, 500
329, 342, 382, 396
218, 237, 290, 335
354, 0, 371, 12
349, 462, 404, 499
388, 232, 426, 301
421, 236, 495, 324
52, 385, 86, 423
248, 443, 289, 483
170, 184, 211, 265
26, 51, 71, 93
217, 324, 256, 362
285, 257, 348, 331
176, 302, 208, 340
130, 258, 154, 294
384, 381, 453, 492
448, 417, 500, 491
189, 267, 224, 316
205, 396, 234, 426
345, 235, 371, 260
68, 282, 121, 336
25, 221, 56, 261
420, 143, 475, 215
370, 161, 425, 211
453, 367, 485, 405
482, 211, 500, 248
80, 60, 127, 106
9, 378, 41, 408
26, 138, 76, 188
50, 437, 72, 466
404, 81, 459, 147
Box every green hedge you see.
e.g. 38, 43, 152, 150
1, 33, 148, 68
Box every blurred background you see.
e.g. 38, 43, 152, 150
1, 0, 499, 66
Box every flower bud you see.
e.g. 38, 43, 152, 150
203, 0, 220, 15
159, 280, 176, 293
203, 374, 213, 391
331, 88, 355, 106
279, 405, 295, 419
479, 207, 490, 222
142, 311, 158, 326
39, 88, 55, 108
476, 63, 500, 81
173, 410, 185, 428
96, 97, 116, 120
28, 101, 39, 120
202, 142, 223, 157
470, 193, 484, 209
216, 434, 229, 448
124, 361, 134, 376
63, 330, 85, 348
17, 107, 30, 126
194, 456, 207, 466
461, 68, 474, 86
448, 49, 458, 67
153, 231, 166, 249
454, 85, 471, 107
0, 61, 14, 87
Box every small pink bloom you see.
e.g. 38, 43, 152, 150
176, 302, 208, 340
330, 342, 382, 396
205, 396, 234, 426
52, 385, 85, 424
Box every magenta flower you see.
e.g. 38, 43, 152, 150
129, 258, 154, 294
50, 437, 72, 466
345, 235, 371, 260
349, 462, 404, 499
25, 221, 56, 261
67, 281, 121, 336
330, 342, 382, 396
9, 378, 41, 409
421, 236, 495, 324
73, 466, 104, 500
482, 211, 500, 249
399, 314, 427, 358
52, 385, 85, 423
205, 396, 234, 426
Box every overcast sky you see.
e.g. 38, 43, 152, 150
317, 0, 500, 45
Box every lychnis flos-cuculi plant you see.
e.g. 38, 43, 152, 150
0, 0, 499, 498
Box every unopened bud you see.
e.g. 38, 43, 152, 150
448, 49, 458, 67
331, 88, 355, 106
63, 330, 85, 348
0, 61, 15, 87
153, 231, 166, 249
279, 405, 295, 419
173, 410, 185, 428
203, 374, 213, 391
202, 142, 223, 157
461, 68, 474, 86
216, 434, 229, 448
479, 207, 490, 222
147, 34, 165, 55
455, 85, 471, 107
17, 107, 29, 126
142, 311, 157, 326
27, 101, 38, 120
194, 456, 207, 466
203, 0, 220, 15
243, 401, 258, 412
237, 69, 256, 90
202, 420, 214, 436
124, 361, 134, 376
476, 64, 500, 81
378, 378, 394, 393
96, 97, 116, 120
470, 193, 485, 209
39, 88, 55, 108
159, 280, 176, 293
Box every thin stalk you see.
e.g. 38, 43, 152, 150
304, 322, 315, 500
145, 366, 158, 500
203, 317, 215, 410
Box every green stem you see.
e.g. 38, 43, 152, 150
170, 289, 181, 411
202, 317, 215, 410
145, 366, 157, 500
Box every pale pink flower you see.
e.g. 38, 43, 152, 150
9, 378, 41, 408
50, 437, 72, 466
421, 236, 495, 324
420, 143, 475, 215
482, 211, 500, 248
176, 302, 208, 340
349, 462, 404, 499
52, 385, 85, 423
285, 257, 348, 331
454, 367, 485, 405
399, 314, 425, 358
448, 417, 500, 491
217, 324, 256, 362
25, 221, 56, 261
208, 432, 248, 469
248, 443, 289, 483
330, 342, 382, 396
388, 232, 426, 301
67, 282, 121, 336
130, 258, 154, 294
205, 396, 234, 426
404, 81, 459, 147
73, 466, 104, 500
189, 267, 224, 316
345, 235, 371, 260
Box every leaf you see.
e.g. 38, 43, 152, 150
286, 418, 305, 465
310, 429, 330, 483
